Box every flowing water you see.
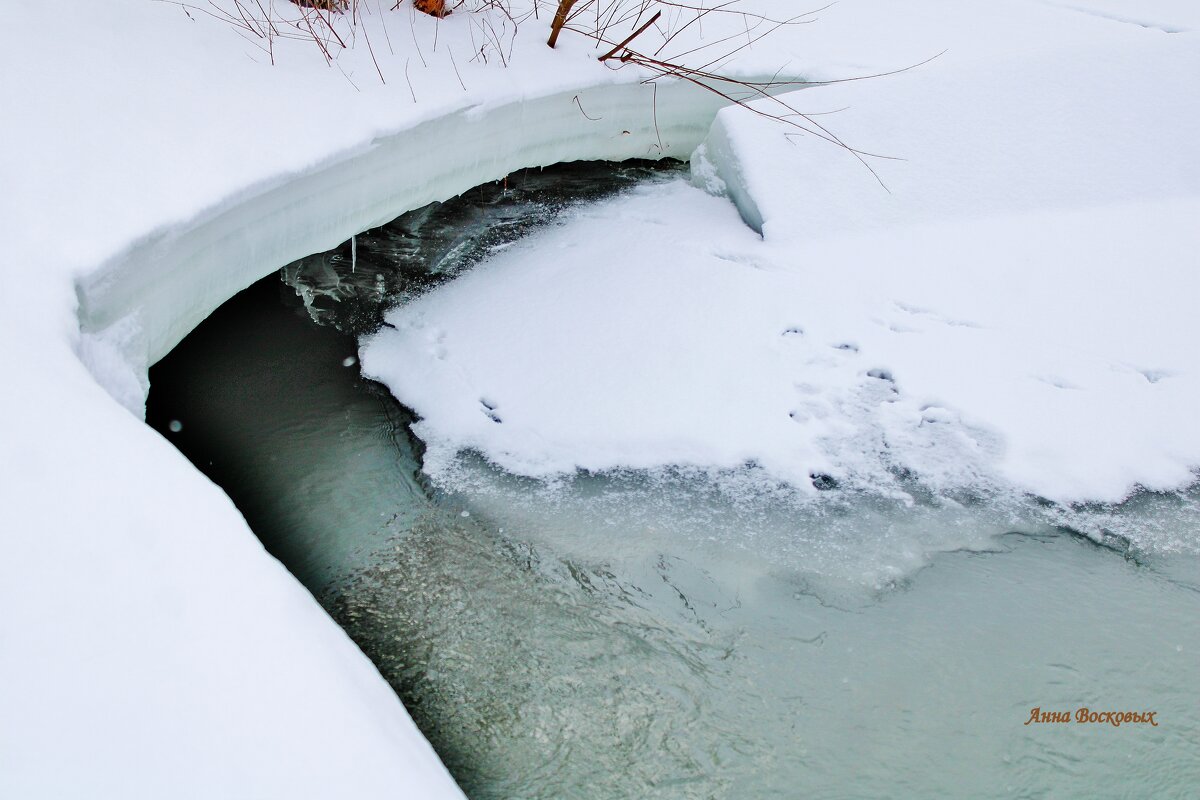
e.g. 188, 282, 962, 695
147, 162, 1200, 799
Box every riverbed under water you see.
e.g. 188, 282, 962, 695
147, 162, 1200, 799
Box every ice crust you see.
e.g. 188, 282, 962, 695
76, 80, 737, 411
362, 183, 1200, 506
363, 3, 1200, 509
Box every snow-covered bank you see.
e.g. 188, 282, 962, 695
0, 1, 765, 796
364, 181, 1200, 509
77, 79, 733, 413
363, 2, 1200, 513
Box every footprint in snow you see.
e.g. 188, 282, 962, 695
480, 397, 502, 424
810, 473, 839, 491
1136, 368, 1175, 384
865, 368, 900, 400
893, 300, 981, 329
1036, 375, 1081, 390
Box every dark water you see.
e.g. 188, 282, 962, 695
147, 160, 682, 589
147, 161, 1200, 799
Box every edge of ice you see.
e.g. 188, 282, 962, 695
76, 79, 739, 412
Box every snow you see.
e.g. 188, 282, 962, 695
4, 0, 1200, 792
362, 183, 1200, 505
76, 78, 735, 410
0, 0, 748, 796
362, 2, 1200, 508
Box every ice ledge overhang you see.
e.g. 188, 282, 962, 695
74, 77, 756, 413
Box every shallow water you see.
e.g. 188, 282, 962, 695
148, 162, 1200, 799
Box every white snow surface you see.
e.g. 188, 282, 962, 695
363, 1, 1200, 507
4, 0, 1200, 795
0, 0, 784, 796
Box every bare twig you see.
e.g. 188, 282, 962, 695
597, 9, 659, 60
573, 94, 601, 120
555, 0, 939, 188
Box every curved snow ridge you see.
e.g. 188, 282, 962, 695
75, 79, 739, 413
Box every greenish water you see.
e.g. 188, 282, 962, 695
147, 162, 1200, 799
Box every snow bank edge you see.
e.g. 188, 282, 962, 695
76, 79, 736, 412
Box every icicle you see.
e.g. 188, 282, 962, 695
351, 235, 357, 274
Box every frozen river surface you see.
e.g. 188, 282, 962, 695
148, 164, 1200, 799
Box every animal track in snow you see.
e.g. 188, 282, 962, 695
893, 301, 982, 329
1136, 368, 1176, 385
919, 405, 955, 425
1035, 0, 1188, 33
426, 329, 449, 360
479, 397, 502, 423
1037, 375, 1081, 390
711, 250, 767, 270
789, 382, 833, 424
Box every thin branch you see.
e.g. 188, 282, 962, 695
597, 10, 660, 60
